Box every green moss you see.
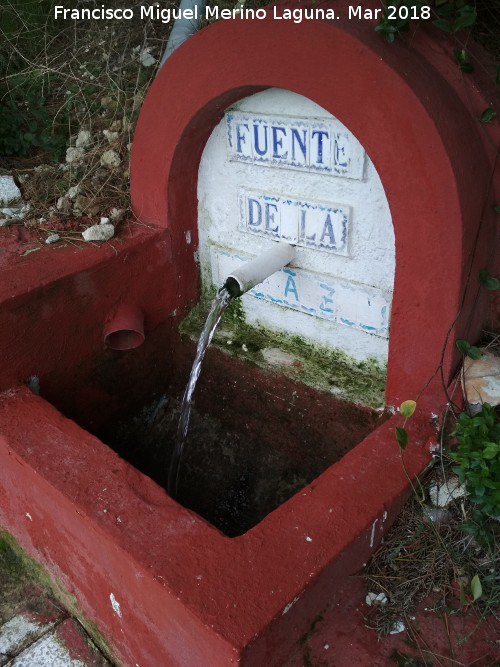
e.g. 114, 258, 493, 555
0, 533, 30, 582
180, 295, 387, 408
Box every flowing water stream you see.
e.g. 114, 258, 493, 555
167, 287, 233, 498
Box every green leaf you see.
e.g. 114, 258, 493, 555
436, 2, 454, 16
395, 426, 409, 450
483, 444, 500, 459
467, 346, 482, 360
433, 18, 452, 32
471, 574, 482, 601
479, 270, 500, 290
456, 340, 482, 359
480, 107, 497, 123
452, 9, 477, 32
400, 400, 417, 418
453, 50, 474, 73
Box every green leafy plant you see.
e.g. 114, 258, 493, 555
450, 404, 500, 518
0, 72, 69, 160
375, 1, 428, 42
433, 1, 477, 34
376, 1, 476, 43
375, 1, 493, 84
460, 508, 496, 547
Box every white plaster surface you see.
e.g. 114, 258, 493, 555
197, 89, 395, 363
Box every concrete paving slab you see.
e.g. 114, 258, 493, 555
0, 534, 112, 666
0, 598, 66, 665
0, 615, 54, 666
6, 630, 84, 666
5, 619, 110, 667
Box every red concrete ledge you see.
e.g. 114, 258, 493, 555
0, 224, 157, 302
0, 386, 433, 665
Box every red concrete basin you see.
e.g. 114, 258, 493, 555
0, 385, 433, 665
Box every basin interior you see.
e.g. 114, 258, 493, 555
98, 342, 386, 537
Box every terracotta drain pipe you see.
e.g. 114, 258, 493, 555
104, 304, 145, 350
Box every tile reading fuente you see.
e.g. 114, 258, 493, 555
226, 111, 365, 179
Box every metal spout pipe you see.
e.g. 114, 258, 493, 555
223, 242, 295, 298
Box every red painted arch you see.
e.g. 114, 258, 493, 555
131, 2, 492, 407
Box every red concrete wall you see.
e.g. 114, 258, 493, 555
131, 0, 498, 410
0, 225, 187, 430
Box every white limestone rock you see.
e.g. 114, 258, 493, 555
389, 621, 406, 635
82, 223, 114, 242
139, 47, 156, 67
75, 130, 92, 147
103, 129, 119, 144
428, 475, 467, 508
110, 207, 125, 222
2, 204, 30, 220
0, 175, 21, 204
66, 146, 85, 164
100, 149, 121, 169
67, 184, 81, 200
365, 592, 388, 607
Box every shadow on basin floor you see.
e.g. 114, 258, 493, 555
98, 366, 388, 537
